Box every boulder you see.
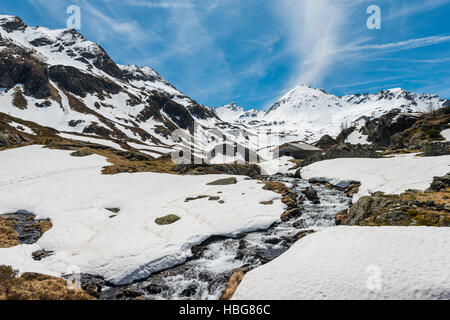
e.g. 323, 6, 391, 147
428, 173, 450, 192
314, 134, 337, 149
424, 141, 450, 157
155, 214, 180, 225
302, 187, 320, 204
145, 284, 162, 295
206, 177, 237, 185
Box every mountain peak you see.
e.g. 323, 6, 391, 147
222, 102, 244, 111
0, 15, 27, 33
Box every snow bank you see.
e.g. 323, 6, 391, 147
345, 129, 369, 145
259, 156, 295, 175
441, 128, 450, 142
0, 146, 284, 285
301, 154, 450, 201
234, 226, 450, 300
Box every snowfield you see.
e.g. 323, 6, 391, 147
0, 146, 284, 285
301, 153, 450, 201
233, 226, 450, 300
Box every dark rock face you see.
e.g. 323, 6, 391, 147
82, 123, 115, 138
0, 16, 27, 33
68, 120, 85, 127
29, 37, 54, 47
0, 129, 30, 148
314, 134, 337, 149
113, 151, 151, 161
388, 107, 449, 150
187, 104, 220, 120
174, 163, 261, 179
335, 127, 357, 144
428, 173, 450, 192
0, 53, 51, 99
424, 141, 450, 157
122, 67, 160, 83
90, 46, 124, 80
48, 65, 121, 97
364, 112, 421, 147
0, 212, 51, 244
301, 143, 380, 167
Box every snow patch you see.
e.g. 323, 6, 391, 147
301, 153, 450, 201
0, 146, 284, 285
234, 226, 450, 300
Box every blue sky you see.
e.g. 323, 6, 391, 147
1, 0, 450, 109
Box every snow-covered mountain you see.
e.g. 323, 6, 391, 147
215, 102, 263, 123
0, 15, 229, 159
216, 84, 447, 143
0, 15, 448, 162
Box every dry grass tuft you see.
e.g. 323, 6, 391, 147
0, 218, 19, 248
0, 265, 94, 300
12, 87, 27, 110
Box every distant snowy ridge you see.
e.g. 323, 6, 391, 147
215, 84, 447, 143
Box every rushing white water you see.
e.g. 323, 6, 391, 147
100, 176, 351, 300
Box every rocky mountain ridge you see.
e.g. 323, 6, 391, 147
1, 15, 449, 163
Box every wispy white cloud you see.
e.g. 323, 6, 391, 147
276, 0, 341, 87
28, 0, 155, 45
102, 0, 193, 9
331, 76, 404, 89
387, 0, 450, 20
342, 35, 450, 53
275, 0, 366, 88
79, 0, 154, 43
275, 0, 450, 93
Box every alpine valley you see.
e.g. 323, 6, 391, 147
0, 16, 449, 301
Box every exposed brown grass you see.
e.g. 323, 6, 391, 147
220, 267, 249, 300
262, 181, 299, 220
97, 150, 177, 175
400, 187, 450, 205
12, 87, 27, 110
262, 181, 291, 195
0, 218, 19, 248
42, 137, 178, 175
37, 219, 53, 234
0, 265, 94, 300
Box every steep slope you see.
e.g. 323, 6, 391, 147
0, 15, 224, 158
